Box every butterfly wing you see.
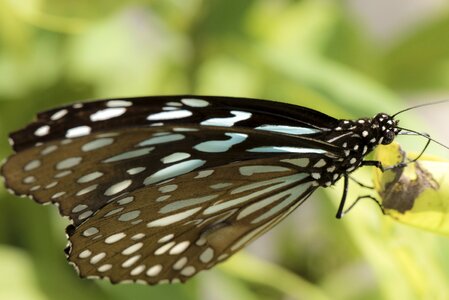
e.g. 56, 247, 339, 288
66, 157, 317, 284
1, 95, 347, 284
9, 95, 338, 152
2, 125, 340, 225
2, 96, 342, 225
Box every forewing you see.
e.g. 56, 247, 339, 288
9, 95, 338, 152
66, 158, 317, 284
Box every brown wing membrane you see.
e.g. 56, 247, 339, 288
1, 126, 339, 226
66, 158, 317, 284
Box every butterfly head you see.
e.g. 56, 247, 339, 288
373, 113, 400, 145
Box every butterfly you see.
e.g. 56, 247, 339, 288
1, 95, 411, 285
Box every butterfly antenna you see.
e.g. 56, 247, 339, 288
392, 98, 449, 117
397, 127, 449, 162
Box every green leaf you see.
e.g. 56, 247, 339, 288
219, 252, 330, 300
382, 13, 449, 90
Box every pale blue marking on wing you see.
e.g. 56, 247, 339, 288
255, 125, 321, 135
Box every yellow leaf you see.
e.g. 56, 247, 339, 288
374, 142, 449, 235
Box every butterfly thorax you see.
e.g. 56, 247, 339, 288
309, 113, 400, 187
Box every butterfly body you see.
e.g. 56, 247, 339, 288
1, 95, 400, 284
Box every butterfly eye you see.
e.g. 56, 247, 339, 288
1, 95, 402, 285
382, 131, 395, 145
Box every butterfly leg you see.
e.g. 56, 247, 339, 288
361, 160, 385, 171
349, 176, 373, 189
363, 158, 409, 171
342, 195, 385, 217
335, 175, 349, 219
336, 174, 384, 219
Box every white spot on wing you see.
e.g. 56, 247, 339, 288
210, 182, 232, 189
255, 125, 320, 135
79, 249, 92, 258
83, 227, 99, 237
194, 133, 247, 153
77, 171, 104, 183
314, 159, 326, 168
66, 126, 91, 138
130, 265, 146, 276
147, 207, 201, 227
158, 234, 174, 243
195, 170, 214, 178
56, 157, 82, 170
54, 170, 72, 178
199, 248, 214, 263
118, 210, 140, 222
104, 207, 124, 217
97, 264, 112, 272
82, 138, 114, 151
41, 145, 58, 155
34, 125, 50, 136
78, 210, 93, 220
131, 233, 145, 240
173, 257, 188, 270
166, 102, 182, 107
106, 100, 133, 107
24, 160, 41, 171
103, 147, 154, 163
239, 165, 290, 176
117, 196, 134, 205
146, 265, 163, 277
50, 109, 68, 121
156, 195, 171, 202
104, 180, 132, 196
247, 146, 326, 154
23, 176, 36, 184
138, 134, 185, 146
163, 106, 178, 111
159, 195, 219, 214
45, 181, 58, 189
161, 152, 190, 164
173, 127, 198, 132
201, 111, 251, 127
143, 159, 206, 185
90, 108, 126, 122
169, 241, 190, 255
90, 252, 106, 264
122, 242, 143, 255
126, 167, 146, 175
154, 241, 175, 255
122, 255, 141, 268
181, 98, 209, 107
72, 204, 88, 213
281, 158, 309, 167
51, 191, 65, 199
104, 232, 126, 244
76, 184, 98, 196
158, 184, 178, 193
147, 110, 192, 121
180, 266, 196, 277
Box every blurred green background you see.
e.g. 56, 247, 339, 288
2, 0, 449, 299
